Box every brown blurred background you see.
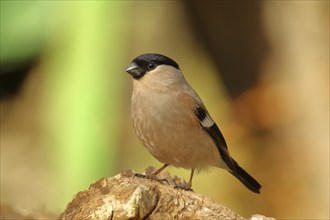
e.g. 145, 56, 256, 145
1, 1, 329, 219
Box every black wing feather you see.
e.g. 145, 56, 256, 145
195, 106, 262, 193
195, 107, 235, 171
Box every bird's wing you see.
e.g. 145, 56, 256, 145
195, 106, 236, 171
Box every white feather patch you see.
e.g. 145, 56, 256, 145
201, 114, 214, 128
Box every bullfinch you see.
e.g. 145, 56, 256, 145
126, 53, 261, 193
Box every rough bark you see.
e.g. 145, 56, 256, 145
60, 168, 275, 220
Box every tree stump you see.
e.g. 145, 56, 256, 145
60, 168, 275, 220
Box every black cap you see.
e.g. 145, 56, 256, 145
126, 53, 179, 79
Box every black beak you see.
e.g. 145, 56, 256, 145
126, 62, 145, 79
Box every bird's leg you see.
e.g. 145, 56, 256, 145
187, 169, 195, 189
147, 164, 169, 179
134, 164, 169, 183
174, 169, 194, 191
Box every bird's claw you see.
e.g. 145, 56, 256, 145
133, 173, 147, 178
133, 172, 170, 185
174, 184, 193, 191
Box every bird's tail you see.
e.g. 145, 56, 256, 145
229, 160, 261, 194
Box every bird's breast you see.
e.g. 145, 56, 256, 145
130, 89, 221, 169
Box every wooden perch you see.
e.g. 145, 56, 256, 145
60, 168, 275, 220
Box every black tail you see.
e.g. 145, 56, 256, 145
229, 160, 261, 194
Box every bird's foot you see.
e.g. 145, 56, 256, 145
174, 184, 193, 191
133, 172, 170, 185
172, 175, 193, 191
133, 173, 147, 178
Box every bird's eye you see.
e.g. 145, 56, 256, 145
147, 63, 155, 70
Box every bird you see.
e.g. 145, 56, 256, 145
125, 53, 261, 193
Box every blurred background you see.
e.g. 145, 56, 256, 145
1, 1, 329, 219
